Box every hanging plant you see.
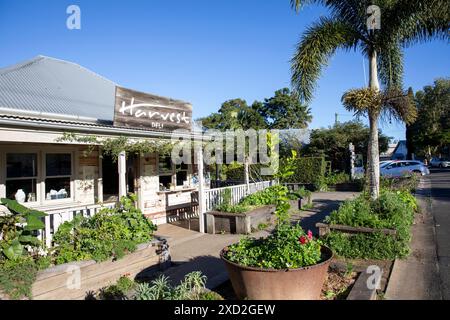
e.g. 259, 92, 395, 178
56, 133, 176, 162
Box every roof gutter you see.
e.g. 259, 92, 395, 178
0, 107, 101, 123
0, 118, 206, 141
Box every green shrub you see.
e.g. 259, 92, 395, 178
98, 275, 136, 300
323, 189, 416, 259
240, 185, 288, 206
323, 172, 351, 186
379, 175, 419, 193
324, 231, 411, 260
280, 157, 326, 190
287, 186, 312, 200
0, 256, 38, 299
214, 185, 285, 213
53, 195, 157, 264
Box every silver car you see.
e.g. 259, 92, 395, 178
380, 160, 430, 177
430, 158, 450, 168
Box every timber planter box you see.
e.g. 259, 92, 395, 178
220, 245, 333, 300
316, 222, 397, 237
206, 205, 275, 234
289, 195, 312, 211
31, 238, 170, 300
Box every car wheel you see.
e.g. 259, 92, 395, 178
439, 164, 444, 168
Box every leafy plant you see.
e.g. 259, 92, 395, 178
52, 195, 157, 264
0, 199, 46, 261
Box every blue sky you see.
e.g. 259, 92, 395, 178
0, 0, 448, 141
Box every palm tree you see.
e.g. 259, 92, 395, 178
290, 0, 449, 199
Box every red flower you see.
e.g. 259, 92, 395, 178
299, 236, 308, 245
307, 230, 313, 240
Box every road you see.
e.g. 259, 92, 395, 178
429, 168, 450, 299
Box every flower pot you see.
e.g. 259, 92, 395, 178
220, 245, 333, 300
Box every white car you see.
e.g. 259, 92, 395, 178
430, 158, 450, 168
380, 160, 430, 177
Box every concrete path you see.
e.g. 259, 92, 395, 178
294, 191, 359, 235
385, 169, 450, 300
152, 191, 357, 289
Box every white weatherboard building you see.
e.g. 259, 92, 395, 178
0, 56, 206, 245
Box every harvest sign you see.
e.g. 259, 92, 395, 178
114, 86, 192, 131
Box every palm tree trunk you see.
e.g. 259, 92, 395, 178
367, 49, 380, 199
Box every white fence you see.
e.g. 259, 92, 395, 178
39, 202, 116, 248
204, 180, 276, 212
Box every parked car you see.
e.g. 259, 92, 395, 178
380, 160, 394, 168
380, 160, 430, 177
430, 158, 450, 168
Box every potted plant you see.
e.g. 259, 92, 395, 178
220, 151, 333, 300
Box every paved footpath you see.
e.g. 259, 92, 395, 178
385, 168, 450, 300
152, 191, 357, 289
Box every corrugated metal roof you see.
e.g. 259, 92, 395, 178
0, 55, 116, 122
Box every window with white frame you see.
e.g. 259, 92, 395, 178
44, 153, 72, 200
5, 153, 38, 203
4, 151, 74, 204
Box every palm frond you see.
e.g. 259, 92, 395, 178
381, 88, 418, 125
381, 0, 450, 47
341, 88, 382, 116
377, 42, 404, 90
291, 17, 361, 102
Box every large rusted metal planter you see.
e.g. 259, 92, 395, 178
220, 245, 333, 300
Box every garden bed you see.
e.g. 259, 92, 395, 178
31, 239, 170, 300
326, 182, 363, 192
206, 205, 275, 234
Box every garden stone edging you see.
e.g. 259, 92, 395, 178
31, 238, 170, 300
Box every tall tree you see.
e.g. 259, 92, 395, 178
197, 99, 266, 130
409, 78, 450, 159
258, 88, 312, 129
290, 0, 449, 199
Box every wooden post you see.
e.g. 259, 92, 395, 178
244, 156, 250, 193
97, 146, 103, 203
118, 150, 127, 199
197, 149, 206, 233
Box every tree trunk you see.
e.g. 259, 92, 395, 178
367, 49, 380, 199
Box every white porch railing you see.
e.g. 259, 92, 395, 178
37, 181, 276, 247
204, 180, 276, 212
39, 202, 116, 248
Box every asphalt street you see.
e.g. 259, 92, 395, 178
429, 168, 450, 299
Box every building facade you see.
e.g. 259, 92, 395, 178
0, 56, 201, 231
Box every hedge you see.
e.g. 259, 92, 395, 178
280, 157, 327, 189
